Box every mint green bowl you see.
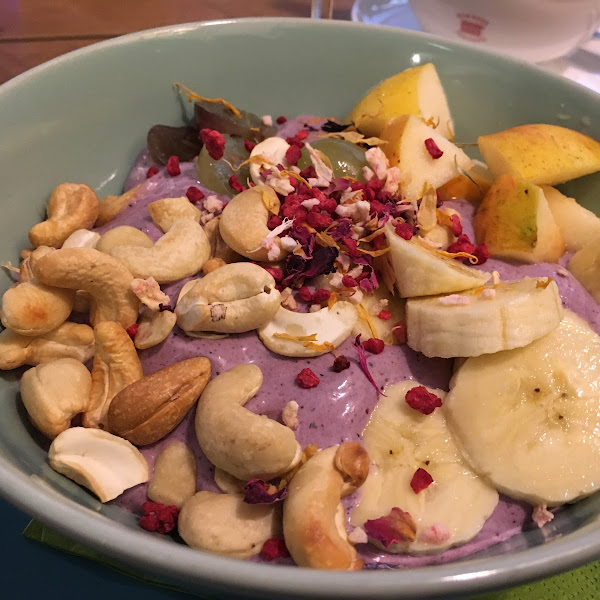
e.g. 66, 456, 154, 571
1, 18, 600, 599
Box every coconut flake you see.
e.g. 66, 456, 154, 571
438, 294, 470, 305
131, 277, 170, 311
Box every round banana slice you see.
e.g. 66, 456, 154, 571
350, 381, 498, 554
406, 277, 563, 358
385, 223, 490, 298
446, 310, 600, 507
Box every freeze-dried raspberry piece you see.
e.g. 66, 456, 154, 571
228, 174, 246, 193
298, 286, 313, 302
342, 275, 358, 288
311, 288, 331, 303
450, 213, 462, 236
296, 368, 320, 389
200, 128, 226, 160
332, 355, 350, 372
276, 115, 287, 125
378, 309, 392, 321
424, 138, 443, 159
306, 210, 332, 230
139, 501, 179, 534
267, 214, 283, 230
285, 144, 302, 166
364, 507, 417, 548
405, 386, 442, 415
262, 266, 284, 283
410, 467, 434, 493
394, 222, 414, 240
473, 243, 490, 265
186, 186, 205, 203
391, 321, 407, 344
126, 323, 139, 338
244, 140, 256, 153
447, 234, 475, 256
363, 337, 385, 354
260, 538, 291, 560
146, 166, 159, 178
166, 155, 181, 176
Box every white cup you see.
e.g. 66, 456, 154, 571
408, 0, 600, 63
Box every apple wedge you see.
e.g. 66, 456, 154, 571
474, 175, 565, 263
385, 223, 490, 298
568, 240, 600, 303
346, 63, 454, 140
542, 185, 600, 252
478, 124, 600, 185
436, 160, 493, 203
380, 114, 473, 200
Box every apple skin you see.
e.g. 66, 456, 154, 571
380, 114, 473, 200
346, 63, 454, 140
474, 174, 565, 263
542, 185, 600, 252
478, 124, 600, 185
437, 161, 493, 203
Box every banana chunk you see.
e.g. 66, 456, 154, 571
406, 277, 563, 358
350, 381, 498, 554
446, 310, 600, 507
385, 224, 490, 298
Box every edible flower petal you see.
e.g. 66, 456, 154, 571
243, 479, 288, 504
364, 507, 417, 548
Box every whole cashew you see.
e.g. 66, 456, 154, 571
96, 226, 154, 255
219, 185, 287, 262
0, 322, 94, 370
82, 321, 143, 429
178, 491, 280, 559
175, 263, 281, 334
147, 196, 201, 233
283, 443, 369, 570
29, 183, 99, 248
20, 358, 93, 439
109, 219, 210, 284
134, 308, 176, 350
31, 248, 140, 328
96, 184, 144, 227
0, 279, 74, 336
195, 364, 302, 481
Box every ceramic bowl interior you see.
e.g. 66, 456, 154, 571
1, 18, 600, 600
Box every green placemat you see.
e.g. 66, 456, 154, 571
23, 520, 600, 600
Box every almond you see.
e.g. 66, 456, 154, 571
107, 357, 211, 446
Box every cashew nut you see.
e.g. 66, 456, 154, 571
203, 217, 242, 264
219, 185, 287, 262
175, 263, 281, 334
147, 440, 196, 509
31, 248, 140, 328
48, 427, 148, 502
178, 491, 280, 558
19, 246, 55, 283
0, 279, 74, 336
213, 467, 245, 494
283, 443, 369, 570
108, 219, 210, 284
96, 184, 144, 227
258, 302, 358, 357
96, 226, 154, 255
147, 196, 201, 233
82, 321, 143, 429
20, 358, 93, 439
0, 322, 94, 370
134, 308, 176, 350
61, 229, 101, 249
195, 364, 302, 481
29, 183, 99, 248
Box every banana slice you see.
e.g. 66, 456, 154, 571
407, 277, 563, 358
446, 310, 600, 506
350, 381, 498, 554
385, 224, 490, 298
258, 302, 357, 357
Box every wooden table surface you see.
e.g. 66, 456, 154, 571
0, 0, 354, 84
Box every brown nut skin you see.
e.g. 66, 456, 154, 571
283, 442, 369, 571
107, 357, 211, 446
29, 183, 99, 248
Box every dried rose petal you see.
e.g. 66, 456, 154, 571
391, 321, 407, 344
424, 138, 443, 159
311, 288, 331, 303
394, 222, 414, 240
363, 337, 385, 355
186, 186, 205, 204
332, 355, 350, 372
260, 538, 291, 560
243, 479, 288, 504
410, 467, 434, 493
228, 174, 246, 193
405, 386, 442, 415
364, 507, 417, 547
200, 128, 226, 160
139, 501, 179, 534
166, 155, 181, 176
296, 368, 320, 389
146, 166, 159, 179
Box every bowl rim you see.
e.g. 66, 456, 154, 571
1, 16, 600, 599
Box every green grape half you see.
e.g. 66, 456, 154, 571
297, 138, 368, 181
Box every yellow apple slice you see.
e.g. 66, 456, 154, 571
569, 241, 600, 303
380, 114, 473, 200
436, 160, 493, 203
474, 175, 565, 263
346, 63, 454, 140
478, 124, 600, 185
542, 185, 600, 252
